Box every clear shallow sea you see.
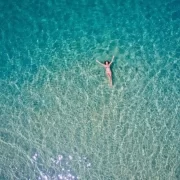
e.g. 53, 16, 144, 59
0, 0, 180, 179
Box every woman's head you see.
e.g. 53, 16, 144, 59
104, 61, 110, 65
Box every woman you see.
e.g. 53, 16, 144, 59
96, 56, 114, 87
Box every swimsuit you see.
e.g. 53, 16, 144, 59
105, 66, 111, 74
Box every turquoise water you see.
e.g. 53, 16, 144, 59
0, 0, 180, 179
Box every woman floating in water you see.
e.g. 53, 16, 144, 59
96, 56, 114, 87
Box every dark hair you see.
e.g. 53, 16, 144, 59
104, 61, 110, 64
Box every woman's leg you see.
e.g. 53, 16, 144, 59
107, 73, 112, 86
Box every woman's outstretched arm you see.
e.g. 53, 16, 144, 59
109, 56, 114, 65
96, 60, 105, 66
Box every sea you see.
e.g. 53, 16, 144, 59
0, 0, 180, 179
